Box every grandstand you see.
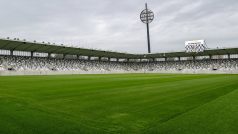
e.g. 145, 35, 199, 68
0, 37, 238, 75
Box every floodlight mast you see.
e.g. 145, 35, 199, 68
140, 3, 154, 53
145, 3, 151, 53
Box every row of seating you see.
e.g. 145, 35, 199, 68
1, 56, 238, 72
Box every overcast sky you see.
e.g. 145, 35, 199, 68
0, 0, 238, 54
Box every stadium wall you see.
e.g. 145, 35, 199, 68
1, 69, 238, 76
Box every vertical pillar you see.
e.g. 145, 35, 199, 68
88, 56, 91, 60
10, 50, 13, 56
209, 55, 212, 60
48, 53, 51, 58
31, 51, 33, 58
228, 54, 231, 60
178, 56, 181, 61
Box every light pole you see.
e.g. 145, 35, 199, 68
140, 3, 154, 53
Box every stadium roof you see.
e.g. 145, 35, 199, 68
0, 38, 238, 59
0, 38, 139, 58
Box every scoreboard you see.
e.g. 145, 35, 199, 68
185, 40, 207, 53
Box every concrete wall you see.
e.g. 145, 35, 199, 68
1, 69, 238, 76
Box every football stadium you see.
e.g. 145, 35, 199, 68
1, 1, 238, 134
1, 38, 238, 134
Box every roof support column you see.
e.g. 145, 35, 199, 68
116, 58, 119, 62
228, 53, 231, 60
209, 55, 212, 60
31, 51, 34, 58
178, 56, 181, 61
10, 50, 13, 56
88, 56, 91, 60
48, 53, 51, 58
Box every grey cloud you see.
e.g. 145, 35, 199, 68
0, 0, 238, 54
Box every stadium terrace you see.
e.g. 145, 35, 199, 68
0, 37, 238, 75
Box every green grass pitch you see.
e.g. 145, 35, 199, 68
1, 74, 238, 134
